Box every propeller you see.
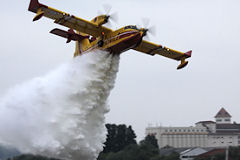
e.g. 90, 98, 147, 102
139, 18, 156, 40
98, 4, 118, 27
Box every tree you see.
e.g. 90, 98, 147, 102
102, 124, 137, 153
12, 154, 59, 160
139, 135, 159, 158
0, 146, 20, 160
140, 135, 159, 149
229, 146, 240, 160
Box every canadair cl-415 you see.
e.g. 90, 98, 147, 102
28, 0, 192, 69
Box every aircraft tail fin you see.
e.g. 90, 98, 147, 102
74, 31, 91, 57
50, 28, 89, 43
50, 28, 90, 57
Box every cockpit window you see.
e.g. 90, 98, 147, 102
124, 25, 138, 30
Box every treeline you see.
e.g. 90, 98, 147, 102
5, 124, 240, 160
97, 124, 179, 160
0, 145, 20, 160
9, 124, 179, 160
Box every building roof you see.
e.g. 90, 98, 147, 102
214, 123, 240, 134
180, 147, 207, 156
197, 148, 225, 158
196, 121, 216, 124
214, 108, 231, 118
159, 147, 189, 156
216, 123, 240, 130
208, 123, 240, 135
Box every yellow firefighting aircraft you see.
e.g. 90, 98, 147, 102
28, 0, 192, 69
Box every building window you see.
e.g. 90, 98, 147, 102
225, 119, 230, 121
238, 136, 240, 139
238, 141, 240, 144
217, 119, 222, 122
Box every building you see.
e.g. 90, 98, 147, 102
146, 108, 240, 148
179, 147, 226, 160
197, 148, 225, 159
180, 147, 208, 160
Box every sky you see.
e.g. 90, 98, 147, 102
0, 0, 240, 141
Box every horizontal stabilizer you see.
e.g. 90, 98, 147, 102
50, 28, 89, 43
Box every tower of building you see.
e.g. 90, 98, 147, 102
214, 107, 232, 124
145, 107, 240, 148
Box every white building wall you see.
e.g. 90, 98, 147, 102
208, 135, 239, 147
146, 126, 208, 148
146, 123, 240, 148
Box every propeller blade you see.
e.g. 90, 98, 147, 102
103, 4, 112, 15
98, 4, 118, 26
109, 12, 119, 23
105, 20, 113, 28
142, 18, 150, 28
148, 25, 157, 36
138, 18, 157, 39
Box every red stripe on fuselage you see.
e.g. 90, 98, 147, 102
118, 31, 139, 39
108, 32, 142, 54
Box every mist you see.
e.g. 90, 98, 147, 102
0, 50, 120, 160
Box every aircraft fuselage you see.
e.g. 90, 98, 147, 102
82, 26, 144, 55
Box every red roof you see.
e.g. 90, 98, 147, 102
215, 108, 231, 118
198, 148, 225, 158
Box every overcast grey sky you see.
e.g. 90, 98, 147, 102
0, 0, 240, 140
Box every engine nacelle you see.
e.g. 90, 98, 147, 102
91, 15, 109, 27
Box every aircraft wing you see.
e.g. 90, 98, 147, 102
28, 0, 112, 37
133, 40, 192, 69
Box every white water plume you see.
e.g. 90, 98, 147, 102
0, 50, 120, 160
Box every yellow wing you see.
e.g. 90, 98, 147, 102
28, 0, 112, 37
133, 40, 192, 69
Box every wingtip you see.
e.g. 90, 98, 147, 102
28, 0, 40, 12
184, 50, 192, 58
28, 0, 47, 13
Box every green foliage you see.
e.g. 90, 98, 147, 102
229, 146, 240, 160
98, 124, 182, 160
11, 154, 60, 160
139, 135, 160, 158
150, 152, 180, 160
99, 131, 163, 160
103, 124, 137, 153
0, 146, 20, 160
103, 144, 155, 160
140, 135, 159, 150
